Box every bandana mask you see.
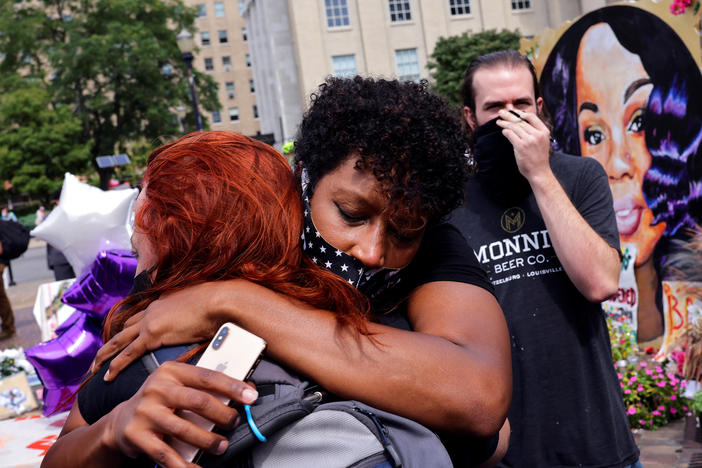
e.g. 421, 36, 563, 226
299, 170, 404, 299
473, 116, 531, 203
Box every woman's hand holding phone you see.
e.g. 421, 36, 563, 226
103, 361, 258, 468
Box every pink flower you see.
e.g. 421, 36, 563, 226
671, 1, 686, 14
682, 381, 688, 387
630, 376, 638, 383
627, 406, 637, 415
639, 419, 646, 425
658, 405, 666, 411
656, 366, 663, 373
657, 381, 667, 387
645, 368, 654, 375
652, 410, 661, 416
671, 395, 677, 401
671, 408, 677, 414
684, 406, 689, 411
624, 389, 632, 394
637, 385, 644, 392
640, 362, 647, 368
618, 373, 623, 379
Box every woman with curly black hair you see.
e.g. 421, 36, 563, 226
91, 76, 511, 467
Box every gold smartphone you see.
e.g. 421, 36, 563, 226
170, 322, 267, 463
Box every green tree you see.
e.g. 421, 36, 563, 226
0, 0, 220, 189
0, 75, 90, 203
427, 29, 521, 106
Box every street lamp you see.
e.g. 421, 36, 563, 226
176, 28, 203, 131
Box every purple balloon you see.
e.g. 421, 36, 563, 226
26, 314, 103, 415
61, 249, 137, 322
54, 310, 83, 337
41, 383, 81, 416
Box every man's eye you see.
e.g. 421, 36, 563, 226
627, 110, 645, 133
583, 127, 606, 146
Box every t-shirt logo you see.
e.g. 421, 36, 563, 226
501, 207, 525, 233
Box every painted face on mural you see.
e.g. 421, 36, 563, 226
575, 23, 666, 266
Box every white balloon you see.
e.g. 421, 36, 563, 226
31, 173, 138, 277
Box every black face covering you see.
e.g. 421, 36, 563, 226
128, 269, 153, 296
472, 117, 531, 204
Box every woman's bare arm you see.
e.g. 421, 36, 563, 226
95, 279, 511, 436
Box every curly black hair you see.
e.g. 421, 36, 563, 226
294, 76, 470, 227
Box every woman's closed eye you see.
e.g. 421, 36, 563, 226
335, 203, 366, 223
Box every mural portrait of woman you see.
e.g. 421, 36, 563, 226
539, 4, 702, 342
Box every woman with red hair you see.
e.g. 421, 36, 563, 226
44, 131, 372, 467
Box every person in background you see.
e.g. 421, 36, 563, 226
0, 243, 15, 339
1, 207, 17, 222
35, 206, 46, 226
450, 50, 640, 467
46, 191, 75, 281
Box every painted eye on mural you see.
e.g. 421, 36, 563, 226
627, 109, 645, 133
583, 126, 606, 146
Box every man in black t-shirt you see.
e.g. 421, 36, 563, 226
450, 50, 640, 467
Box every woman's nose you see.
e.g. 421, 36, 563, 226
607, 132, 635, 180
350, 227, 385, 269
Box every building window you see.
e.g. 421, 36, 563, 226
449, 0, 471, 15
388, 0, 411, 22
395, 48, 420, 82
196, 3, 206, 17
332, 54, 357, 78
214, 1, 225, 17
226, 82, 235, 98
204, 57, 214, 71
325, 0, 350, 28
222, 56, 232, 71
253, 105, 259, 119
242, 27, 247, 41
212, 110, 221, 123
245, 53, 251, 67
249, 79, 255, 93
218, 30, 228, 44
229, 107, 240, 121
200, 31, 210, 46
511, 0, 531, 10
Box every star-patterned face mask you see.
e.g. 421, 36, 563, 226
299, 170, 405, 298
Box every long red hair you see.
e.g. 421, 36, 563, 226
103, 131, 369, 340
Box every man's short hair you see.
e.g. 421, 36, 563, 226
460, 50, 540, 112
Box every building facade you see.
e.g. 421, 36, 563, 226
187, 0, 260, 136
242, 0, 621, 147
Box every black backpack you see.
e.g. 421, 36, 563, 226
0, 220, 30, 261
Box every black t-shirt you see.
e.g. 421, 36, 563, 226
450, 152, 639, 468
78, 222, 497, 465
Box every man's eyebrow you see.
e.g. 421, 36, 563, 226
624, 78, 652, 104
579, 101, 598, 114
482, 100, 505, 109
